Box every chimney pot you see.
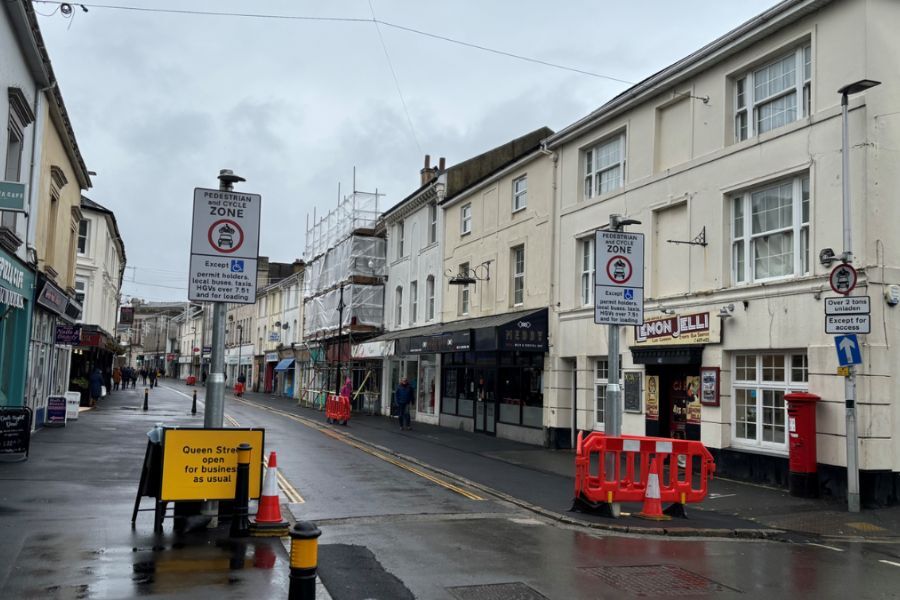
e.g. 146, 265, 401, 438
438, 157, 446, 171
424, 154, 431, 169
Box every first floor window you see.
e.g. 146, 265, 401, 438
426, 275, 435, 321
580, 237, 595, 306
512, 245, 525, 306
410, 280, 418, 324
74, 278, 87, 320
395, 286, 403, 326
512, 175, 527, 211
732, 174, 809, 283
733, 352, 808, 450
459, 262, 469, 315
460, 204, 472, 234
584, 133, 625, 198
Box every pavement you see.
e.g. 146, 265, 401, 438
226, 384, 900, 542
0, 382, 306, 599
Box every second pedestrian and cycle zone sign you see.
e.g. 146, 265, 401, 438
594, 230, 645, 325
188, 187, 261, 304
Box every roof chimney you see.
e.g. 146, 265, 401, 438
438, 157, 446, 171
420, 154, 435, 186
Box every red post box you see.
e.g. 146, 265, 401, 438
785, 391, 820, 497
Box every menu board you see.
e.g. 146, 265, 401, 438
46, 396, 67, 426
623, 371, 642, 413
0, 407, 32, 456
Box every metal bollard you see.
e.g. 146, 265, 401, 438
143, 388, 149, 411
191, 390, 198, 415
289, 521, 321, 600
230, 442, 252, 538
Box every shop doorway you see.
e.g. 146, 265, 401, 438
474, 368, 496, 435
389, 359, 418, 418
644, 364, 701, 441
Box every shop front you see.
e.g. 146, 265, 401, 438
70, 325, 119, 404
274, 350, 295, 397
629, 312, 720, 442
225, 344, 254, 389
439, 308, 548, 445
263, 351, 279, 393
27, 275, 81, 427
0, 248, 35, 408
392, 336, 443, 426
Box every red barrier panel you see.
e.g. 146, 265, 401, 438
325, 394, 351, 425
574, 432, 715, 514
234, 382, 245, 396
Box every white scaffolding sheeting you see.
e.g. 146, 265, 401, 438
303, 235, 386, 299
303, 284, 384, 338
304, 191, 382, 260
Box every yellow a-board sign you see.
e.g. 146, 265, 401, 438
161, 428, 264, 502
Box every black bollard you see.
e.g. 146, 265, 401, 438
230, 443, 252, 538
289, 521, 321, 600
191, 390, 197, 415
143, 388, 149, 411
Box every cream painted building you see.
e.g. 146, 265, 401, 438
545, 0, 900, 503
436, 128, 556, 444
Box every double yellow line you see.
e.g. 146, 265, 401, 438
233, 397, 484, 501
226, 413, 305, 504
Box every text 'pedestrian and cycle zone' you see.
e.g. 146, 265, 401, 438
594, 230, 645, 325
160, 428, 264, 501
188, 188, 261, 304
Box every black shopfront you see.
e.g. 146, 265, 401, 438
437, 308, 548, 436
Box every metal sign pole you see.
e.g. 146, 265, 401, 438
840, 91, 860, 514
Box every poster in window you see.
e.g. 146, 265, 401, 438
645, 375, 659, 421
685, 375, 701, 424
699, 366, 720, 406
623, 371, 642, 413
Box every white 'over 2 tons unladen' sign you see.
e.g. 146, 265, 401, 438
188, 188, 261, 304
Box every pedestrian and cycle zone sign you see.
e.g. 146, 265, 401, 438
188, 187, 261, 304
594, 230, 644, 325
160, 428, 264, 502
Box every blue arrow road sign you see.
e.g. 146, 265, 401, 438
835, 334, 862, 366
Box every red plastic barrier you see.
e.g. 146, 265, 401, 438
325, 394, 351, 424
234, 382, 245, 396
574, 432, 715, 510
186, 375, 197, 386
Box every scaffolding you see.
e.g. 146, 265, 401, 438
304, 191, 382, 261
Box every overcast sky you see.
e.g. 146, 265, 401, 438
36, 0, 777, 302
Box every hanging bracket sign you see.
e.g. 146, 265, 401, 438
188, 188, 261, 304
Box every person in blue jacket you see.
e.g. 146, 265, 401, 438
395, 377, 413, 430
89, 368, 104, 406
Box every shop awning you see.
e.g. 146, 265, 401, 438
274, 358, 295, 372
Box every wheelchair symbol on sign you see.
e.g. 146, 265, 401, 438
624, 289, 634, 300
230, 260, 244, 273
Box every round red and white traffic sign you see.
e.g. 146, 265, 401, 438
829, 263, 857, 295
207, 219, 244, 254
606, 255, 633, 285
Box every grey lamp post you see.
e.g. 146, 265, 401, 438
838, 78, 880, 514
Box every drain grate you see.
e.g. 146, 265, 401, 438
447, 582, 550, 600
583, 565, 740, 596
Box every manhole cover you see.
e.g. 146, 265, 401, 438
448, 582, 550, 600
583, 565, 739, 596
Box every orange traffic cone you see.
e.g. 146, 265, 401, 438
250, 451, 289, 536
636, 457, 671, 521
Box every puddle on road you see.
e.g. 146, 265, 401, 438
3, 529, 288, 599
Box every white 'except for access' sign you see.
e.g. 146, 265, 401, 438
189, 187, 262, 304
825, 296, 870, 315
825, 314, 871, 334
594, 230, 644, 325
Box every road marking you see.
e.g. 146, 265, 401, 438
807, 543, 844, 552
161, 387, 305, 504
879, 560, 900, 568
227, 413, 305, 504
707, 493, 737, 499
232, 396, 485, 501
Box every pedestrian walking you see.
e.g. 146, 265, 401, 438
149, 369, 157, 388
88, 368, 103, 407
112, 367, 121, 391
140, 368, 147, 385
395, 377, 413, 430
340, 377, 352, 399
